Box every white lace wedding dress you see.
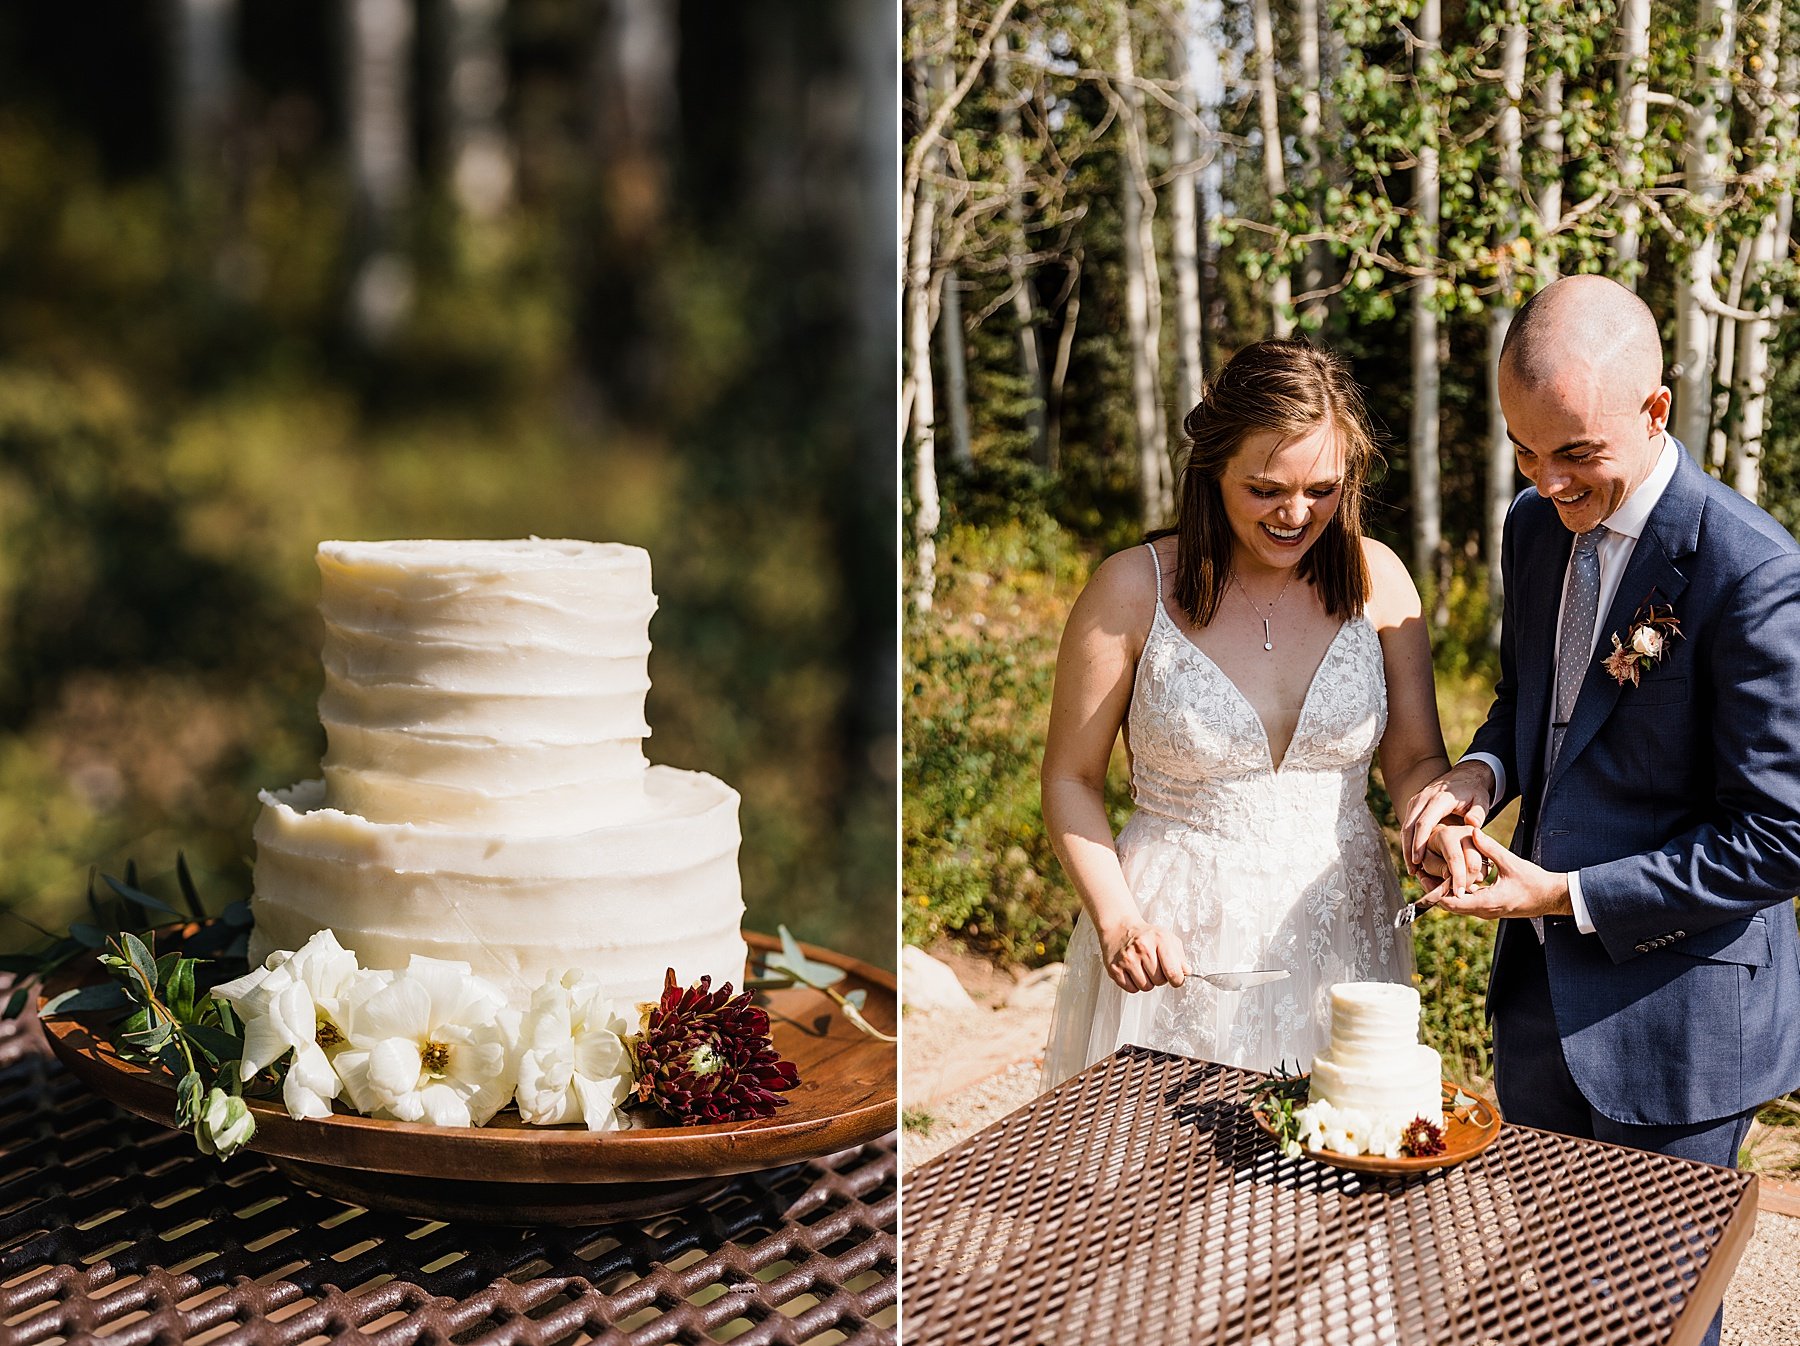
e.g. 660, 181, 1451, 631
1042, 543, 1413, 1088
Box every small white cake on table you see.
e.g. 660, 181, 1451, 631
248, 539, 747, 1010
1295, 982, 1444, 1157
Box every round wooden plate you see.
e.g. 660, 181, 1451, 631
40, 929, 896, 1223
1251, 1079, 1503, 1174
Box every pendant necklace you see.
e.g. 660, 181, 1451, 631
1232, 571, 1296, 652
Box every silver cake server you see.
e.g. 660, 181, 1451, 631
1394, 899, 1438, 930
1195, 968, 1289, 990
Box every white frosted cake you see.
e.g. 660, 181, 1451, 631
1296, 982, 1443, 1157
247, 538, 748, 1008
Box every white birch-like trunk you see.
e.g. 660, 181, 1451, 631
1295, 0, 1327, 324
938, 268, 973, 469
591, 0, 678, 239
1675, 0, 1736, 456
1614, 0, 1650, 282
908, 185, 941, 614
996, 30, 1049, 466
1537, 65, 1565, 283
1727, 0, 1789, 499
169, 0, 235, 190
1168, 0, 1206, 417
441, 0, 513, 220
1488, 8, 1527, 638
1251, 0, 1293, 336
1410, 0, 1442, 580
346, 0, 415, 346
1116, 8, 1172, 526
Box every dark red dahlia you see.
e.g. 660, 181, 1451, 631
1401, 1116, 1446, 1158
631, 969, 801, 1125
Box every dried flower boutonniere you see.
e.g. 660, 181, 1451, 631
1603, 601, 1683, 687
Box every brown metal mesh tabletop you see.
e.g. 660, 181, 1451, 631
902, 1047, 1758, 1346
0, 1013, 896, 1345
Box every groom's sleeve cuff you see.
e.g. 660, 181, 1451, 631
1458, 752, 1507, 813
1568, 871, 1596, 934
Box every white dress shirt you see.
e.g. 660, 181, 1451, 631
1462, 434, 1681, 933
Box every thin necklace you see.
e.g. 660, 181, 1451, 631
1232, 571, 1296, 652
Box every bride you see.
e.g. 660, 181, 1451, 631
1041, 339, 1454, 1086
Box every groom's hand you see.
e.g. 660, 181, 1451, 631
1426, 827, 1573, 921
1101, 923, 1188, 994
1402, 761, 1496, 876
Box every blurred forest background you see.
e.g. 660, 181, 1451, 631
0, 0, 897, 969
902, 0, 1800, 1103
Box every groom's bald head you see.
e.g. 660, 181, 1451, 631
1500, 274, 1664, 400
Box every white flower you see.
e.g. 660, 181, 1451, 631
514, 971, 635, 1130
195, 1087, 255, 1158
1631, 624, 1665, 658
211, 930, 376, 1121
333, 956, 518, 1127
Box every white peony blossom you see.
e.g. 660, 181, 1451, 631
515, 971, 635, 1130
332, 956, 519, 1127
1631, 624, 1665, 658
211, 929, 377, 1121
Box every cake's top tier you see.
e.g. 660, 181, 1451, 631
315, 538, 659, 833
1321, 982, 1423, 1063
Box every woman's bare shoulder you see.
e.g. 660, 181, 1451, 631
1358, 536, 1422, 629
1069, 542, 1161, 637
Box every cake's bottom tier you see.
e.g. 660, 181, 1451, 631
248, 765, 747, 1010
1307, 1043, 1444, 1126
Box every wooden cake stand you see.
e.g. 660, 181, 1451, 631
41, 929, 897, 1224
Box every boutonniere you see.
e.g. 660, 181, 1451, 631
1602, 597, 1683, 687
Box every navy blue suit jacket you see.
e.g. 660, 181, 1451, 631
1471, 444, 1800, 1126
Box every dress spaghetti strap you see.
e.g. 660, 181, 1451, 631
1143, 541, 1163, 622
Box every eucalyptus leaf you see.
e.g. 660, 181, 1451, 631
120, 933, 159, 997
121, 1008, 151, 1035
0, 954, 42, 973
166, 958, 197, 1019
4, 987, 28, 1020
69, 924, 108, 949
41, 983, 132, 1016
103, 875, 182, 919
765, 924, 845, 988
184, 1023, 246, 1068
176, 853, 205, 920
177, 1071, 205, 1127
845, 989, 868, 1010
123, 1021, 175, 1054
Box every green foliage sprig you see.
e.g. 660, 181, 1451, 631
1248, 1065, 1312, 1159
751, 925, 897, 1043
10, 857, 263, 1158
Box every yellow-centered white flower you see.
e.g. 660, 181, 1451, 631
333, 955, 519, 1127
211, 929, 376, 1121
514, 971, 635, 1130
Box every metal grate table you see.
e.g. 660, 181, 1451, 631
903, 1047, 1759, 1345
0, 1011, 896, 1345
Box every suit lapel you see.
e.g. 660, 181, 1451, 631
1545, 448, 1705, 794
1515, 513, 1569, 805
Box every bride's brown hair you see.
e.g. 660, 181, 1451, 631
1168, 338, 1379, 626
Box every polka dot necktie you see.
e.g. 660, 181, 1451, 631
1534, 523, 1607, 942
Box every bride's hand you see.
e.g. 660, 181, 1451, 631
1101, 923, 1188, 993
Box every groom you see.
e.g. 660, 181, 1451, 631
1403, 275, 1800, 1194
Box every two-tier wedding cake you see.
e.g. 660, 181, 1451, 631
247, 538, 747, 1009
1296, 982, 1443, 1157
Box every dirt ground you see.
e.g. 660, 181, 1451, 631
902, 952, 1800, 1345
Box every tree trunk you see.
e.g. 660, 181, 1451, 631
1295, 0, 1328, 325
590, 0, 678, 243
440, 0, 513, 220
907, 182, 942, 614
1727, 0, 1789, 499
1168, 0, 1206, 419
1614, 0, 1650, 283
1410, 0, 1442, 581
938, 267, 973, 469
1046, 257, 1082, 477
345, 0, 415, 347
995, 29, 1049, 467
168, 0, 235, 192
1251, 0, 1293, 337
1675, 0, 1736, 456
1115, 7, 1172, 527
1488, 5, 1527, 643
1536, 65, 1565, 284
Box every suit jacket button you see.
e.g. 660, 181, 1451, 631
1636, 942, 1651, 953
1673, 930, 1686, 939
